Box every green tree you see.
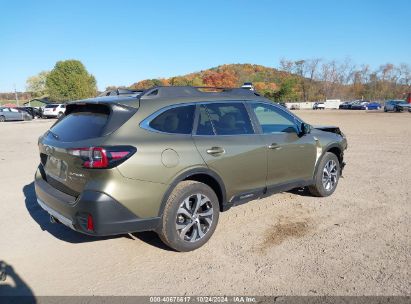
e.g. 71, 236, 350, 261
276, 78, 298, 101
263, 78, 297, 102
170, 76, 191, 86
190, 76, 204, 86
130, 79, 163, 89
26, 71, 50, 98
46, 60, 97, 101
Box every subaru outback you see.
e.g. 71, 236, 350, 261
34, 86, 347, 251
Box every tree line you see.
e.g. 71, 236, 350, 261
16, 60, 411, 103
277, 58, 411, 101
128, 61, 411, 102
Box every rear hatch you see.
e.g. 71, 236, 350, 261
38, 102, 137, 197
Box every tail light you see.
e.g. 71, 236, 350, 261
69, 146, 136, 169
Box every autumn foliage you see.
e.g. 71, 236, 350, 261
125, 62, 410, 102
130, 64, 286, 89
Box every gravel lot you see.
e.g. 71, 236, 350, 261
0, 110, 410, 296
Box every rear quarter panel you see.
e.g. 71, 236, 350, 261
103, 109, 206, 185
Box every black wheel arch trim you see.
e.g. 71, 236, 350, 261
314, 143, 344, 178
158, 167, 228, 217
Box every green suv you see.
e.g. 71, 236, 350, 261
35, 86, 347, 251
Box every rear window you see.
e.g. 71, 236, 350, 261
149, 105, 195, 134
45, 104, 59, 108
49, 112, 109, 141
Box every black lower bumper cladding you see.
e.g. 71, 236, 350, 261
34, 175, 159, 236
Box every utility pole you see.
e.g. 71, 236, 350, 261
14, 84, 19, 106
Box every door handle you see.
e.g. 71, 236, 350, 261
206, 147, 225, 156
268, 143, 282, 150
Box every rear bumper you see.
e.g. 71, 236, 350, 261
34, 168, 160, 236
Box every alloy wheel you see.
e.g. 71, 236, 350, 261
175, 193, 214, 242
322, 160, 338, 191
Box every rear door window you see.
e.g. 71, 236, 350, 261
149, 105, 195, 134
202, 103, 254, 135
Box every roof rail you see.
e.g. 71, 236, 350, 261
140, 86, 260, 100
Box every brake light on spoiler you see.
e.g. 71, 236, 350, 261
68, 146, 136, 169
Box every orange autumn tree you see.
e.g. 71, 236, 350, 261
202, 70, 237, 88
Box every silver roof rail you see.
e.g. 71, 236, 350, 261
140, 86, 261, 100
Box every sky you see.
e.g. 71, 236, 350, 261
0, 0, 410, 92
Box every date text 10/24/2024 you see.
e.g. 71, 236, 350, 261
149, 297, 257, 303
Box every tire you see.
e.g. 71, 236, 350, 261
384, 107, 387, 112
0, 116, 5, 122
57, 112, 64, 118
308, 152, 340, 197
158, 180, 220, 252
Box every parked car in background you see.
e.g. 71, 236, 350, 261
290, 104, 300, 110
16, 106, 42, 119
365, 102, 381, 110
241, 82, 255, 91
384, 100, 408, 112
0, 107, 32, 122
351, 101, 369, 110
42, 104, 66, 118
313, 102, 325, 110
339, 101, 353, 109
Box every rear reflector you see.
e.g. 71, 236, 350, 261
87, 214, 94, 231
68, 146, 136, 169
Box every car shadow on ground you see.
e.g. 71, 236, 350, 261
129, 231, 174, 252
23, 182, 172, 250
288, 187, 313, 197
0, 260, 36, 303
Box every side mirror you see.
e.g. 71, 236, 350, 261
300, 123, 311, 136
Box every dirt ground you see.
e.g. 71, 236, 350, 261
0, 110, 410, 296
